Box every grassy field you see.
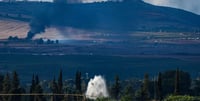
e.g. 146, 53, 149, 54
0, 54, 200, 83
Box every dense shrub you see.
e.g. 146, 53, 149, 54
164, 95, 200, 101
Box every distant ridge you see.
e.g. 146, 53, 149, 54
0, 0, 200, 33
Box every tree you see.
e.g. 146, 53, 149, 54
51, 77, 58, 93
35, 75, 39, 85
30, 74, 45, 101
55, 40, 59, 44
58, 69, 63, 94
142, 73, 150, 101
157, 72, 162, 101
51, 77, 58, 101
75, 71, 82, 94
57, 69, 63, 101
164, 95, 200, 101
34, 75, 46, 101
135, 73, 150, 101
162, 70, 191, 96
111, 75, 120, 100
0, 74, 4, 101
174, 68, 180, 95
10, 71, 21, 101
121, 85, 134, 101
191, 80, 200, 96
36, 38, 44, 44
2, 73, 11, 101
30, 74, 36, 101
11, 71, 19, 89
34, 85, 45, 101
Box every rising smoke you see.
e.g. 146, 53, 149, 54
85, 75, 109, 100
26, 3, 68, 39
27, 13, 50, 39
26, 0, 127, 39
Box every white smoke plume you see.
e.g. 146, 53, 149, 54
143, 0, 200, 15
85, 75, 109, 100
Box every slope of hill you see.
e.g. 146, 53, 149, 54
63, 0, 200, 32
0, 17, 29, 39
0, 0, 200, 35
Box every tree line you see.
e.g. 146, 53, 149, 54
0, 68, 200, 101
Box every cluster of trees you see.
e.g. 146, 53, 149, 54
0, 68, 200, 101
0, 70, 84, 101
7, 36, 59, 45
8, 36, 19, 41
105, 68, 200, 101
0, 71, 25, 101
35, 38, 59, 45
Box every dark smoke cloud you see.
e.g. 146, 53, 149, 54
26, 0, 125, 39
27, 14, 50, 39
26, 3, 67, 39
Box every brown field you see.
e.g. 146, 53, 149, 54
0, 17, 70, 40
0, 17, 28, 39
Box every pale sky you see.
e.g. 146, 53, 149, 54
143, 0, 200, 15
78, 0, 200, 15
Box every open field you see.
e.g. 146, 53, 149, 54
0, 54, 200, 83
0, 17, 29, 39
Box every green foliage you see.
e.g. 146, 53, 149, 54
162, 70, 191, 96
121, 85, 134, 101
10, 71, 21, 101
57, 69, 64, 101
95, 98, 112, 101
35, 38, 44, 44
30, 74, 35, 101
135, 73, 150, 101
164, 95, 200, 101
191, 80, 200, 96
174, 68, 180, 95
0, 74, 4, 91
157, 72, 163, 101
58, 69, 63, 94
11, 71, 19, 89
35, 75, 39, 85
51, 77, 58, 93
120, 95, 132, 101
75, 71, 82, 94
0, 74, 4, 101
30, 75, 46, 101
2, 73, 11, 101
143, 73, 150, 100
111, 75, 121, 100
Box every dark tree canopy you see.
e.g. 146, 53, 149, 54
111, 75, 121, 100
162, 70, 191, 96
75, 71, 82, 94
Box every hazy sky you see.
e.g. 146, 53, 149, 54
143, 0, 200, 15
2, 0, 199, 15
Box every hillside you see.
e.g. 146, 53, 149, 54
0, 0, 200, 35
0, 17, 28, 39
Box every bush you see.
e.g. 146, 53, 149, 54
95, 98, 112, 101
164, 95, 200, 101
